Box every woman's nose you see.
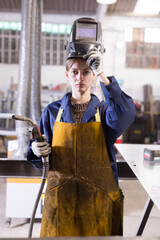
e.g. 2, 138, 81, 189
77, 72, 83, 81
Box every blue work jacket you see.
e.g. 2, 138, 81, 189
27, 76, 135, 185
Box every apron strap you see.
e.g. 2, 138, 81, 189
56, 107, 63, 122
95, 107, 101, 122
56, 107, 100, 122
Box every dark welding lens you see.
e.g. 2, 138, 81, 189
76, 22, 97, 40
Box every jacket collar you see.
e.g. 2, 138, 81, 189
60, 92, 100, 123
82, 95, 100, 122
60, 92, 74, 123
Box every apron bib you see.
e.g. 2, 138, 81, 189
40, 108, 123, 237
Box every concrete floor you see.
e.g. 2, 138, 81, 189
0, 178, 160, 238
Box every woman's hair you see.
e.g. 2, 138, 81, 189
65, 58, 76, 72
65, 58, 86, 71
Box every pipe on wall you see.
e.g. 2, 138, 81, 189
16, 0, 42, 158
30, 0, 42, 124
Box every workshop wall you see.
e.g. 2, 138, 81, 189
102, 30, 160, 101
0, 15, 160, 102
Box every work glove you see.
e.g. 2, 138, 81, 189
83, 47, 103, 76
32, 134, 51, 158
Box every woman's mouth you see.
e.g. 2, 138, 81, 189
76, 83, 84, 87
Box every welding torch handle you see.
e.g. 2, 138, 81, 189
12, 114, 43, 141
12, 114, 35, 126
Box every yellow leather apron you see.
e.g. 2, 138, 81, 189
40, 108, 123, 237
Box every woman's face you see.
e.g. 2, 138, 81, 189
65, 58, 95, 96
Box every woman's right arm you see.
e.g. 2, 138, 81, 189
26, 107, 53, 169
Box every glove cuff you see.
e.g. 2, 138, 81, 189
94, 68, 103, 77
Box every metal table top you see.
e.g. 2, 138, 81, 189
115, 143, 160, 211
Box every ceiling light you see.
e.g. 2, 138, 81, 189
96, 0, 117, 5
134, 0, 160, 15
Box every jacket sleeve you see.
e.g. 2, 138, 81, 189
26, 139, 43, 169
100, 76, 135, 143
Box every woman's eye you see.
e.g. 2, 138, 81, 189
83, 70, 90, 75
71, 71, 78, 75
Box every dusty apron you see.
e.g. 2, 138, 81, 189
40, 108, 123, 237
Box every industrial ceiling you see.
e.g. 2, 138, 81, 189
0, 0, 159, 26
0, 0, 148, 16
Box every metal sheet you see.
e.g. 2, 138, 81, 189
0, 159, 42, 177
115, 143, 160, 211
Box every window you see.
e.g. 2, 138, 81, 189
125, 27, 160, 68
11, 38, 16, 50
0, 22, 71, 65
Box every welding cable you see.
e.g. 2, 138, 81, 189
28, 156, 49, 238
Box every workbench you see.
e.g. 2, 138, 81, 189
0, 159, 44, 226
115, 143, 160, 236
0, 157, 135, 226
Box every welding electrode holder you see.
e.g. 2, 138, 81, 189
12, 115, 49, 238
28, 125, 49, 179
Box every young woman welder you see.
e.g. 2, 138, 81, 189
27, 18, 135, 237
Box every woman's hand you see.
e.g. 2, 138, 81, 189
83, 48, 110, 85
83, 47, 103, 76
32, 134, 51, 157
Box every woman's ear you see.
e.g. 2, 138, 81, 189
92, 72, 96, 80
65, 71, 69, 79
91, 72, 96, 86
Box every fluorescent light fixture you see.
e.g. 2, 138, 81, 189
134, 0, 160, 15
0, 21, 71, 34
96, 0, 117, 4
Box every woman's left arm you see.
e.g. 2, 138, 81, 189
84, 48, 135, 138
98, 74, 135, 140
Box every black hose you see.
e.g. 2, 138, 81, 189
28, 158, 49, 238
28, 178, 46, 238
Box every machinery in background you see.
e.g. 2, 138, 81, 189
0, 80, 66, 159
122, 100, 147, 144
123, 84, 160, 144
1, 82, 160, 148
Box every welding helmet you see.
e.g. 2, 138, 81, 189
64, 17, 105, 59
